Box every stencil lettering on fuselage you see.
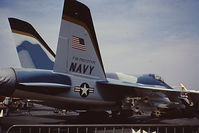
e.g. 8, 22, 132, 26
69, 56, 95, 75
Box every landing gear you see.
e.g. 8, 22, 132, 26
151, 107, 165, 118
119, 97, 141, 118
151, 107, 184, 118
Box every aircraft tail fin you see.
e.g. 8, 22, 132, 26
8, 18, 55, 70
53, 0, 106, 79
180, 83, 188, 91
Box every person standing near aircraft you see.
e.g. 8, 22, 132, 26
3, 97, 12, 116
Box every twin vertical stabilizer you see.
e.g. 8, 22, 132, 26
8, 18, 55, 70
53, 0, 106, 79
9, 0, 106, 80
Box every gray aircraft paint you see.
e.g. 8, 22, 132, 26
53, 14, 108, 102
54, 20, 105, 80
0, 0, 198, 116
11, 29, 54, 70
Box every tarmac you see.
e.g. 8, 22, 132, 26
0, 103, 199, 132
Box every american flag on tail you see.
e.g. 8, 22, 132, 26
72, 36, 86, 51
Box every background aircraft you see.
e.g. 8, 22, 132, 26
0, 0, 199, 118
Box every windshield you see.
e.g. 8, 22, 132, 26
148, 74, 164, 83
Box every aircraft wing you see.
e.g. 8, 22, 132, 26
97, 79, 199, 102
98, 78, 179, 92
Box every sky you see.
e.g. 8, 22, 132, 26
0, 0, 199, 90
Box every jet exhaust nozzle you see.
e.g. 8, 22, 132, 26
0, 68, 16, 96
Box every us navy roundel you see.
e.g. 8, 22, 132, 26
74, 83, 94, 97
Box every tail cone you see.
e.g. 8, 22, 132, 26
0, 68, 16, 96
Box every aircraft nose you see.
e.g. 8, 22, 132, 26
0, 68, 16, 96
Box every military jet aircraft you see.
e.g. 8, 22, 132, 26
1, 0, 199, 118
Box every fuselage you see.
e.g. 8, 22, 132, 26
0, 67, 176, 112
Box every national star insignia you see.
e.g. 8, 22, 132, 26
74, 83, 94, 97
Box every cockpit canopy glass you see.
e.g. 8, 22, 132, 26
148, 74, 164, 83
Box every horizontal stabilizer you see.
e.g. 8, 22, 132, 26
18, 82, 71, 94
19, 82, 71, 89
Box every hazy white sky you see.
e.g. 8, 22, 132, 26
0, 0, 199, 90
